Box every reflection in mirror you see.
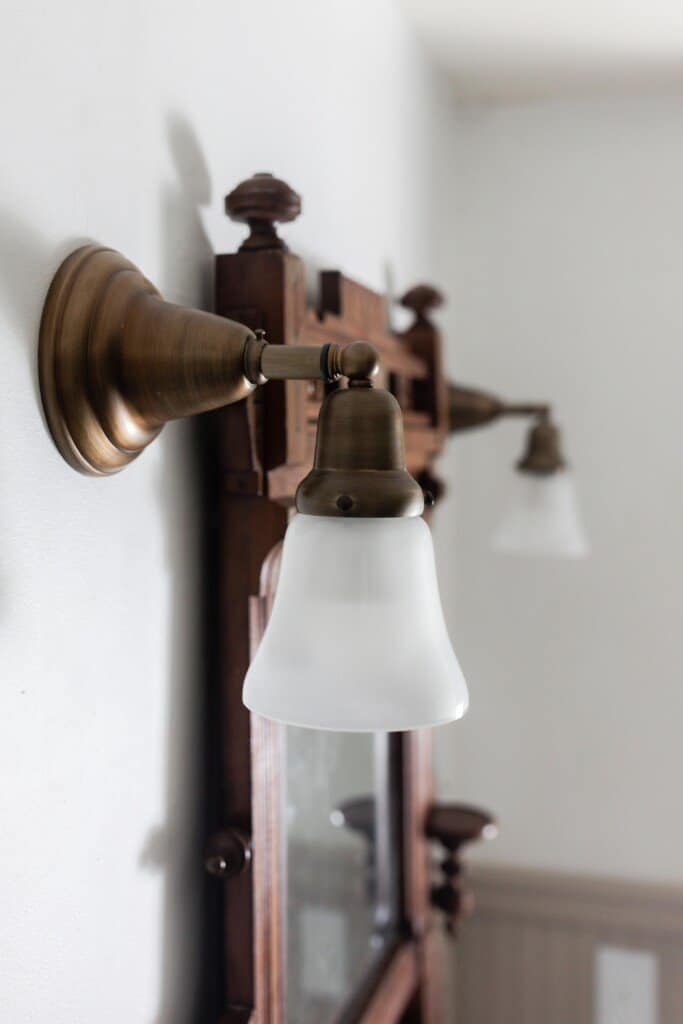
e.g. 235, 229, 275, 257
285, 729, 400, 1023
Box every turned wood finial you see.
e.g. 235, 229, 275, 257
399, 284, 444, 324
225, 172, 301, 252
425, 802, 497, 935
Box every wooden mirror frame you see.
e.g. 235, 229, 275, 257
199, 172, 467, 1024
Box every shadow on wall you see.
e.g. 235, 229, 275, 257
137, 114, 219, 1024
0, 213, 94, 625
162, 112, 213, 308
0, 111, 212, 419
0, 209, 91, 412
0, 112, 221, 1022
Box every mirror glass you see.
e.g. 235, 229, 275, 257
285, 729, 400, 1023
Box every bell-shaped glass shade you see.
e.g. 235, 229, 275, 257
492, 469, 588, 559
243, 514, 468, 732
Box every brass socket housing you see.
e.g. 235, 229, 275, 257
517, 417, 565, 475
296, 384, 425, 518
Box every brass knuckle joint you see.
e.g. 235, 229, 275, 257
251, 338, 380, 386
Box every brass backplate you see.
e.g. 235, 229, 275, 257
38, 245, 161, 475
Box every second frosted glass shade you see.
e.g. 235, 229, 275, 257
243, 514, 468, 732
492, 470, 588, 559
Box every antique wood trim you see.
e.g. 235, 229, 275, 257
455, 865, 683, 1024
211, 246, 294, 1020
402, 729, 442, 1023
248, 712, 285, 1023
356, 943, 420, 1024
217, 491, 287, 1017
403, 730, 434, 936
470, 864, 683, 936
249, 544, 286, 1024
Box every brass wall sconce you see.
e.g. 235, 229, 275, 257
40, 244, 380, 478
400, 286, 587, 558
38, 243, 468, 731
450, 385, 587, 558
448, 381, 565, 475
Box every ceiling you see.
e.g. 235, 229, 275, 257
400, 0, 683, 100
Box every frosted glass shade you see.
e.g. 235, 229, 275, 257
492, 470, 588, 559
243, 514, 468, 731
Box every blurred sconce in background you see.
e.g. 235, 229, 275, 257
493, 414, 588, 559
411, 290, 589, 560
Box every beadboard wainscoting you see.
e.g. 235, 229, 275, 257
453, 866, 683, 1024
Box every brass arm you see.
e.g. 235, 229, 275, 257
247, 335, 379, 385
448, 383, 550, 433
499, 401, 551, 419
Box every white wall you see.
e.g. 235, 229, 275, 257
433, 96, 683, 885
0, 3, 446, 1020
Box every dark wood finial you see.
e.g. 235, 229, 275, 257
425, 802, 497, 936
225, 172, 301, 252
399, 284, 444, 324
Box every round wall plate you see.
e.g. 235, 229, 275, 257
38, 245, 161, 475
